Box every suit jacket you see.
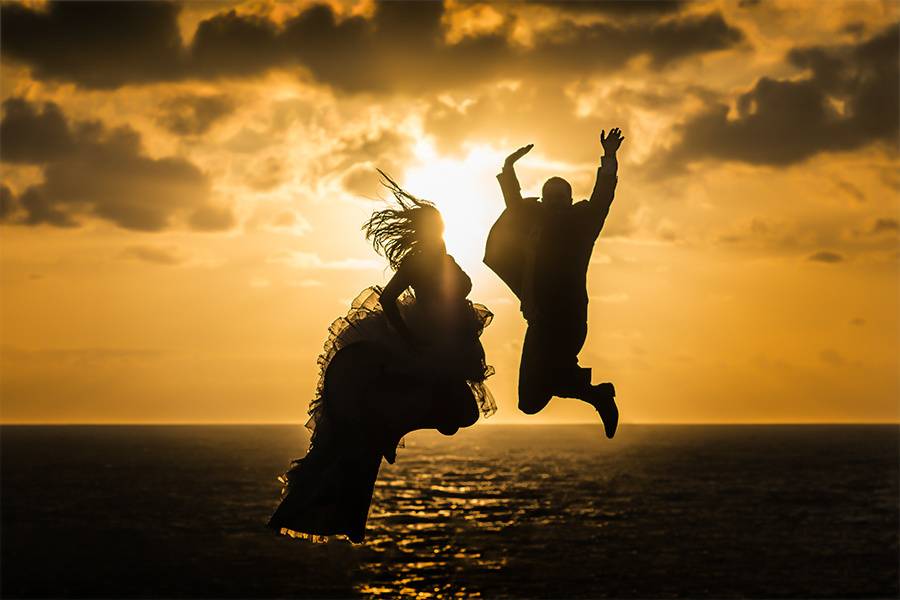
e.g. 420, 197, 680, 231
483, 197, 540, 300
484, 159, 618, 319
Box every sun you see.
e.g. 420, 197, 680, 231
404, 144, 507, 271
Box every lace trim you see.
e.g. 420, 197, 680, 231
305, 286, 495, 445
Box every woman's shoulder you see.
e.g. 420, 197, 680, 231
403, 247, 447, 267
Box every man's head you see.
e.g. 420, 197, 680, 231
542, 177, 573, 209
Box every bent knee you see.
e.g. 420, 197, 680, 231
518, 393, 551, 415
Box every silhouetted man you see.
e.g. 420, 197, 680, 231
484, 128, 624, 437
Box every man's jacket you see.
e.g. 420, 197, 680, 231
484, 159, 618, 321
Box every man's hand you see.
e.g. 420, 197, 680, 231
600, 128, 624, 155
504, 144, 534, 168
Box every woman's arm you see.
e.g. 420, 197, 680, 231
380, 262, 417, 347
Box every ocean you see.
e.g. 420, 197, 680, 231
2, 425, 897, 598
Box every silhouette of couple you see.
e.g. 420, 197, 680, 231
269, 128, 625, 542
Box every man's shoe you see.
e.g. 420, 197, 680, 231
591, 383, 618, 439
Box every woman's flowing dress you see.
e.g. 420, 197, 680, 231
268, 252, 494, 542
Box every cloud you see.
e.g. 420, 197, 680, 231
0, 98, 234, 231
245, 207, 312, 236
807, 250, 844, 263
422, 79, 718, 166
120, 245, 187, 266
653, 23, 899, 173
0, 1, 185, 89
334, 129, 414, 172
329, 128, 415, 195
526, 1, 688, 16
1, 1, 744, 93
819, 348, 846, 367
156, 93, 236, 136
871, 218, 899, 235
1, 345, 162, 365
187, 204, 237, 231
242, 156, 290, 191
1, 185, 17, 221
834, 179, 866, 202
523, 11, 743, 72
711, 211, 899, 264
0, 98, 74, 163
425, 85, 617, 163
342, 165, 385, 197
269, 250, 382, 270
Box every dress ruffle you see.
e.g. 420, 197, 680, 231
269, 286, 495, 543
305, 286, 496, 446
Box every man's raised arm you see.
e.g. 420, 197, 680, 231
587, 128, 624, 228
497, 144, 533, 210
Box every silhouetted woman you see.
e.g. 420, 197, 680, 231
268, 172, 495, 543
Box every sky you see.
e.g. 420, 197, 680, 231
0, 0, 897, 424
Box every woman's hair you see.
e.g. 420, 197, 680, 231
363, 170, 442, 270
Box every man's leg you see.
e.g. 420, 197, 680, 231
517, 323, 554, 415
548, 320, 592, 399
544, 318, 619, 439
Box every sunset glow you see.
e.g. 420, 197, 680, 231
406, 144, 506, 269
0, 0, 897, 424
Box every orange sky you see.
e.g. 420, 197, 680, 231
1, 0, 898, 424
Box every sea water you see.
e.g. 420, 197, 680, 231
2, 425, 897, 598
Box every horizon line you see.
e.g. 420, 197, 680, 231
1, 421, 898, 426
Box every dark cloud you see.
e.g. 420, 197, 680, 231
606, 83, 709, 110
0, 98, 233, 231
584, 12, 742, 70
477, 12, 742, 79
0, 185, 15, 220
808, 250, 844, 263
871, 218, 899, 234
841, 21, 867, 38
190, 9, 283, 79
246, 3, 740, 89
2, 1, 744, 93
525, 1, 687, 15
0, 98, 74, 163
0, 1, 185, 89
157, 94, 236, 136
16, 187, 78, 227
653, 24, 899, 174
